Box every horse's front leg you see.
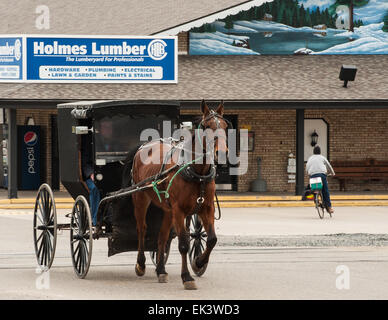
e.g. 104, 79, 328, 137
174, 208, 197, 290
192, 204, 217, 274
132, 192, 151, 277
155, 210, 173, 283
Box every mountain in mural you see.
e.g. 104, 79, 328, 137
189, 0, 388, 55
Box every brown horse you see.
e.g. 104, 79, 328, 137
130, 100, 229, 290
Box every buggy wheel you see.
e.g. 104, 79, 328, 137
33, 184, 57, 270
149, 238, 172, 267
315, 192, 325, 219
70, 196, 93, 279
186, 214, 208, 277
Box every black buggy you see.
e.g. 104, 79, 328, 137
33, 100, 208, 278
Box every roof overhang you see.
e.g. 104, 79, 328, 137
1, 99, 388, 110
153, 0, 272, 36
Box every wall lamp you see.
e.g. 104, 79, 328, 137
339, 65, 357, 88
311, 130, 319, 147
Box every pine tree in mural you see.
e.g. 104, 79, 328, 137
224, 15, 234, 30
260, 0, 338, 28
383, 11, 388, 32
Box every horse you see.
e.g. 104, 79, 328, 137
130, 100, 229, 290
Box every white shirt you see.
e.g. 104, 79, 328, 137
306, 154, 335, 176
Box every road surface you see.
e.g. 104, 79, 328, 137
1, 207, 388, 299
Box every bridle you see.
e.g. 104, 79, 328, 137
196, 110, 232, 153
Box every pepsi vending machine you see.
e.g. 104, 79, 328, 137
18, 126, 41, 190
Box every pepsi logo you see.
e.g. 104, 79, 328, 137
24, 131, 38, 146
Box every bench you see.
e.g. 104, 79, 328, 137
331, 158, 388, 191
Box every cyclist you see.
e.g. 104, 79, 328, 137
306, 146, 335, 214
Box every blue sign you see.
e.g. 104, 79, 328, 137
18, 126, 41, 190
26, 36, 177, 83
0, 36, 23, 81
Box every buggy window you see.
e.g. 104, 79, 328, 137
94, 114, 169, 162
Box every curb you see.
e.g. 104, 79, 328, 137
1, 199, 388, 210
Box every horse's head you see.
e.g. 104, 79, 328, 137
199, 100, 231, 163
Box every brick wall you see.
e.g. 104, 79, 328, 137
181, 108, 297, 192
305, 109, 388, 191
14, 107, 388, 193
183, 108, 388, 192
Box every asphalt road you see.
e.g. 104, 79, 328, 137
1, 207, 388, 299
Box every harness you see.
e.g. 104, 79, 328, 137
104, 111, 229, 219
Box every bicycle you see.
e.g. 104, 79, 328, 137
310, 175, 332, 219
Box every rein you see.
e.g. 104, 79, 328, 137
103, 111, 228, 220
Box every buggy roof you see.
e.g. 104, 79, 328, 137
57, 99, 180, 117
57, 99, 180, 109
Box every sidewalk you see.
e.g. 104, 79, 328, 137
0, 188, 388, 209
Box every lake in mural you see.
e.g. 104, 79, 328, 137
189, 0, 388, 55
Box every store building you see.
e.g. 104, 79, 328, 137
0, 0, 387, 197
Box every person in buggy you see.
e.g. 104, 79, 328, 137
81, 130, 100, 226
306, 146, 335, 214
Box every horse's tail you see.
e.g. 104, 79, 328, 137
121, 143, 143, 188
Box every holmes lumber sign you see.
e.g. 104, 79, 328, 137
0, 35, 177, 83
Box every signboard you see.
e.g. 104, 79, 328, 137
0, 36, 23, 81
0, 35, 177, 83
189, 0, 388, 55
18, 125, 41, 190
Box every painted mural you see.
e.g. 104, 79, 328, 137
189, 0, 388, 55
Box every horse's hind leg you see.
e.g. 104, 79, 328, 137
174, 208, 197, 290
132, 192, 151, 277
192, 205, 217, 274
156, 210, 173, 283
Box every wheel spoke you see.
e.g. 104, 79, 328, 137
80, 242, 85, 273
189, 241, 195, 258
37, 232, 45, 260
81, 243, 87, 274
36, 202, 45, 225
73, 242, 80, 257
45, 234, 50, 266
35, 230, 44, 244
40, 234, 46, 266
84, 241, 89, 259
46, 235, 52, 264
75, 247, 81, 271
40, 191, 47, 222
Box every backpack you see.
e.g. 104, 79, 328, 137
301, 184, 314, 201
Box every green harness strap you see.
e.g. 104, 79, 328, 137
152, 154, 203, 203
152, 125, 205, 203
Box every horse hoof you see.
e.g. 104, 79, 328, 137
184, 281, 197, 290
158, 273, 168, 283
191, 257, 208, 277
135, 263, 146, 277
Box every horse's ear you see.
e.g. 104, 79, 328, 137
200, 99, 210, 116
216, 100, 224, 116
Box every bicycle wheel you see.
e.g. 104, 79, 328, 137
314, 191, 325, 219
